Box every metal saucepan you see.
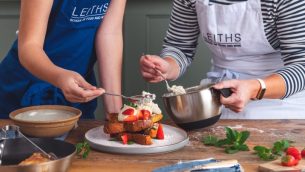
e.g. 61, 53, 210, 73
0, 137, 76, 172
162, 84, 232, 130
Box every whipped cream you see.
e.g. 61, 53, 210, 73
170, 85, 186, 95
118, 91, 162, 122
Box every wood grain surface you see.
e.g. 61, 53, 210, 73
259, 159, 305, 172
1, 119, 305, 172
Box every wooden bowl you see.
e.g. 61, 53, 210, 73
9, 105, 82, 138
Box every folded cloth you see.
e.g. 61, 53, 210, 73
153, 158, 243, 172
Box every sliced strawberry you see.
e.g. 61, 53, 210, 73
137, 110, 144, 120
121, 133, 128, 144
157, 123, 164, 140
123, 115, 138, 122
281, 155, 298, 167
301, 148, 305, 158
141, 110, 151, 120
286, 147, 302, 160
122, 108, 135, 116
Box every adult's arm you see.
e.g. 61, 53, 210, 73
160, 0, 201, 79
271, 0, 305, 98
214, 0, 305, 112
18, 0, 103, 103
95, 0, 126, 116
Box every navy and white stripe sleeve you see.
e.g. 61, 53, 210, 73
273, 0, 305, 98
160, 0, 200, 77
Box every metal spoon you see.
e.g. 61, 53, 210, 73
103, 92, 155, 101
154, 69, 172, 92
1, 125, 58, 160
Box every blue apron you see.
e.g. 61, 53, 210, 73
0, 0, 111, 119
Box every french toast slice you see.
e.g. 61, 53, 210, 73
103, 113, 163, 134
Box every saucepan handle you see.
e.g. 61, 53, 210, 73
219, 88, 232, 98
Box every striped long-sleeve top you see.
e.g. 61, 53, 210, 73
160, 0, 305, 98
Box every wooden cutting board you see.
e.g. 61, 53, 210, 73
259, 159, 305, 172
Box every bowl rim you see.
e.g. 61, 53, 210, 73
9, 105, 82, 124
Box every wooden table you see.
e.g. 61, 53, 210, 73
1, 119, 304, 172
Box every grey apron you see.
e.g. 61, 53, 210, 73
196, 0, 305, 119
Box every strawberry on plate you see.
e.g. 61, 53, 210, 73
157, 123, 164, 140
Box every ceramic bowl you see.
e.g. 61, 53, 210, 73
9, 105, 81, 137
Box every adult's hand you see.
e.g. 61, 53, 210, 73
213, 79, 260, 112
56, 70, 105, 103
139, 54, 174, 83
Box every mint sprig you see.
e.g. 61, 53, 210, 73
254, 139, 292, 161
202, 127, 250, 154
76, 141, 91, 159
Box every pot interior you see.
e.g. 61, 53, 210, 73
1, 138, 75, 166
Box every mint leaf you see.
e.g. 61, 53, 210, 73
203, 135, 218, 146
225, 146, 239, 154
272, 139, 291, 156
109, 137, 119, 141
215, 139, 230, 147
237, 144, 249, 151
238, 131, 250, 144
225, 127, 236, 143
127, 141, 135, 145
76, 141, 91, 159
254, 140, 292, 161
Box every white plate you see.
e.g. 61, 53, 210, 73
85, 124, 189, 154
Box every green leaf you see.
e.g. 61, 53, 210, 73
225, 127, 236, 142
76, 141, 91, 159
254, 146, 269, 153
237, 144, 249, 151
272, 139, 291, 156
127, 141, 135, 145
201, 127, 250, 154
109, 137, 119, 141
253, 146, 270, 160
125, 101, 137, 108
215, 139, 230, 147
238, 131, 250, 144
202, 135, 218, 146
225, 146, 239, 154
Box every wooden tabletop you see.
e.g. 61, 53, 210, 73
1, 119, 304, 172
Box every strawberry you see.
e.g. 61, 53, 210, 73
141, 110, 151, 120
301, 148, 305, 158
121, 133, 128, 144
281, 155, 298, 167
286, 147, 302, 160
137, 110, 144, 119
122, 108, 134, 116
123, 115, 138, 122
157, 124, 164, 140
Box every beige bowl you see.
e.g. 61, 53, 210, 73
9, 105, 81, 137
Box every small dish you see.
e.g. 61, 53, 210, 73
9, 105, 81, 138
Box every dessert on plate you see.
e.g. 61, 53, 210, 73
103, 91, 164, 145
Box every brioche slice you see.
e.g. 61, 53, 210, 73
103, 113, 163, 134
115, 133, 153, 145
127, 133, 153, 145
103, 122, 124, 134
104, 120, 153, 134
151, 114, 163, 123
124, 120, 153, 132
108, 113, 120, 123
